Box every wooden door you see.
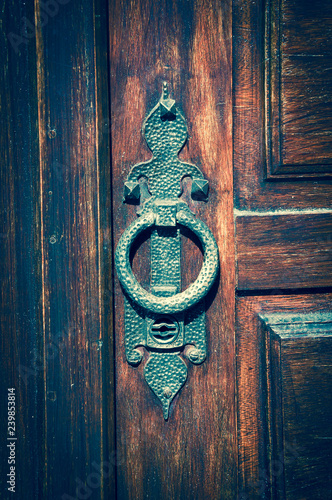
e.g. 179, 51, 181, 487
234, 1, 332, 498
1, 0, 331, 499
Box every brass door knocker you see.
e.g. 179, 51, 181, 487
115, 83, 219, 419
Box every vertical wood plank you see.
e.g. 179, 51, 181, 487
1, 1, 114, 497
0, 2, 44, 498
109, 0, 236, 498
34, 0, 114, 498
94, 2, 117, 499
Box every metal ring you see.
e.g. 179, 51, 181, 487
115, 209, 219, 314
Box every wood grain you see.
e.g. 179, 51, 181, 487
0, 2, 42, 498
236, 294, 332, 499
236, 213, 332, 290
233, 0, 332, 209
35, 0, 114, 497
109, 0, 236, 498
266, 0, 332, 176
2, 1, 331, 498
1, 1, 114, 498
262, 314, 332, 499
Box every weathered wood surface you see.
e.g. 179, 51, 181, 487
233, 0, 332, 208
109, 0, 236, 498
2, 0, 332, 498
236, 295, 332, 499
0, 1, 114, 499
262, 314, 332, 499
236, 213, 332, 290
234, 2, 332, 498
266, 0, 332, 175
0, 2, 42, 498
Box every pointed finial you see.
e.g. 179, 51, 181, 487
163, 402, 170, 420
162, 386, 172, 420
160, 82, 176, 119
162, 81, 169, 100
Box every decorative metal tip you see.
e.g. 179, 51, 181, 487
163, 400, 170, 420
191, 178, 209, 201
123, 180, 140, 204
162, 81, 169, 100
160, 82, 176, 120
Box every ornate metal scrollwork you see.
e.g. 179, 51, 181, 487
115, 83, 219, 419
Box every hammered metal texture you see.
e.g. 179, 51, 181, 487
115, 83, 219, 419
126, 99, 204, 199
144, 352, 188, 420
115, 204, 219, 314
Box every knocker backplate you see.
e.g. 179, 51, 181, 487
115, 82, 219, 419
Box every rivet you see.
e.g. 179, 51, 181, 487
188, 348, 200, 362
163, 387, 172, 399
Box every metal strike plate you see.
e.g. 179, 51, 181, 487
115, 83, 219, 420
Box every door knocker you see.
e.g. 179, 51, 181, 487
115, 83, 219, 419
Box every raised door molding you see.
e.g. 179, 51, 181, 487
265, 0, 332, 178
260, 312, 332, 498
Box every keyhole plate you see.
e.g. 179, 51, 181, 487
146, 315, 184, 349
150, 316, 179, 344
